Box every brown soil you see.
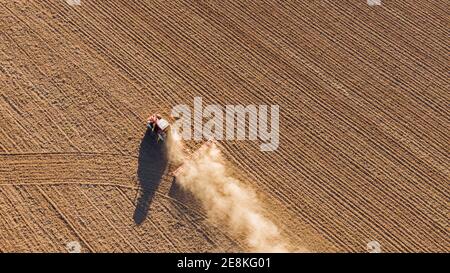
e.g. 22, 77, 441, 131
0, 0, 448, 252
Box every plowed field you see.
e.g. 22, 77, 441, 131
0, 0, 448, 252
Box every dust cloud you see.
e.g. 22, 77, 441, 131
168, 132, 290, 252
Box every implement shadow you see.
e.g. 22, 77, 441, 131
133, 129, 168, 225
169, 177, 203, 212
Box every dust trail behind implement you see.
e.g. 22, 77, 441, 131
169, 134, 296, 252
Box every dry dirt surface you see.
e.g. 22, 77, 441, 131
0, 0, 448, 252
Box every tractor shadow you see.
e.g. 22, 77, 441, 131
133, 129, 168, 225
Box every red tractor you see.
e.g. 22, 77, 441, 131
147, 114, 170, 142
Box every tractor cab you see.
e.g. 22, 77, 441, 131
147, 114, 170, 142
